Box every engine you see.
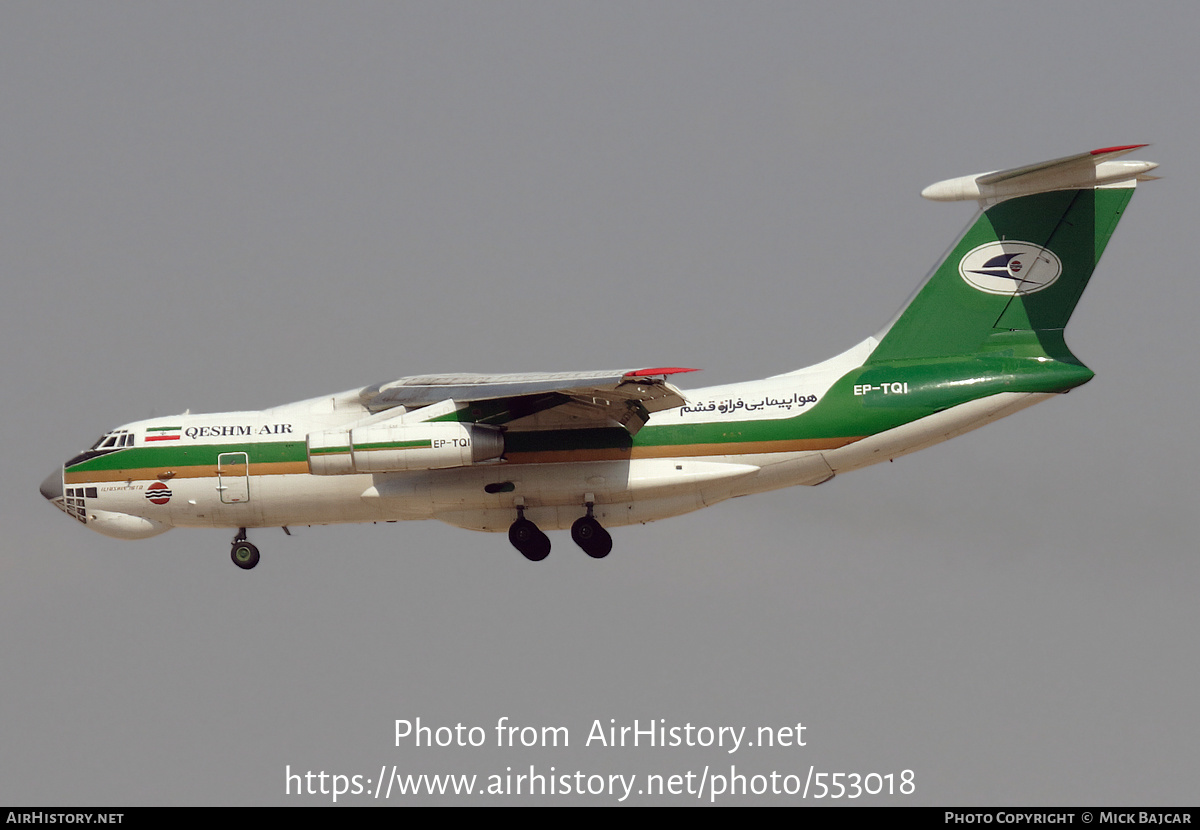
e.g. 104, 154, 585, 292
307, 421, 504, 475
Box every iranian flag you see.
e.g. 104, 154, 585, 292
145, 426, 182, 442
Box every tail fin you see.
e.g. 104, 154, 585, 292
868, 146, 1157, 365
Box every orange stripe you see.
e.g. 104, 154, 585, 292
64, 461, 310, 485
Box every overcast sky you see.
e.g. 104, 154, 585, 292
4, 2, 1197, 805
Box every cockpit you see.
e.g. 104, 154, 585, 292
65, 428, 134, 468
40, 424, 172, 540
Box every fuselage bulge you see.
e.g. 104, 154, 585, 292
41, 146, 1158, 566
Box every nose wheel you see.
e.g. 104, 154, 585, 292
230, 528, 260, 570
508, 507, 550, 561
571, 503, 612, 558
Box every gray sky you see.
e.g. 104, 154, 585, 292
4, 2, 1197, 805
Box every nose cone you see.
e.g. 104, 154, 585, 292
40, 469, 63, 501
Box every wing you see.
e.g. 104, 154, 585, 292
359, 367, 697, 435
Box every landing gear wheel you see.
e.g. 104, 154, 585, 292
231, 541, 260, 570
571, 515, 612, 559
508, 518, 551, 562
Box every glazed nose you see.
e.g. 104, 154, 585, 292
40, 469, 63, 501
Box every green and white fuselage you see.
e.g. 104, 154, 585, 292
42, 146, 1157, 563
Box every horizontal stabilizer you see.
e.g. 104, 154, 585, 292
921, 144, 1157, 206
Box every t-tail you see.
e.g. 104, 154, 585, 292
868, 145, 1157, 374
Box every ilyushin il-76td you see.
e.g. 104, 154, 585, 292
41, 146, 1158, 569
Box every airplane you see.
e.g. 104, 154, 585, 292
40, 145, 1158, 569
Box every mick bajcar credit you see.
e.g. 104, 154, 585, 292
944, 814, 1194, 824
284, 716, 919, 803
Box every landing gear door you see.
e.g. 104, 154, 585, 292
217, 452, 250, 504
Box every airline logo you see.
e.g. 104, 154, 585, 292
145, 426, 182, 442
959, 242, 1061, 296
145, 482, 172, 505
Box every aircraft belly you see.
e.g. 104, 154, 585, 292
716, 451, 837, 496
821, 392, 1052, 475
424, 458, 763, 532
434, 495, 716, 532
557, 458, 760, 501
494, 458, 759, 505
362, 457, 760, 511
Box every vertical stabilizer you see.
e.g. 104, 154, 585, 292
869, 146, 1156, 365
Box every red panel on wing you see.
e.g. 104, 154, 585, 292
1090, 144, 1148, 155
623, 367, 699, 377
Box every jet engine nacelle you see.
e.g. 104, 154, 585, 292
308, 422, 504, 475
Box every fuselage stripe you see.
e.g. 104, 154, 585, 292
61, 436, 864, 484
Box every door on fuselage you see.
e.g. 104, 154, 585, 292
217, 452, 250, 504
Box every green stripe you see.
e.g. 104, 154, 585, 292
310, 446, 351, 456
312, 440, 432, 455
354, 440, 433, 452
65, 441, 307, 473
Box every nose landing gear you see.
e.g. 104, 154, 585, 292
508, 506, 550, 562
571, 502, 612, 559
230, 528, 260, 570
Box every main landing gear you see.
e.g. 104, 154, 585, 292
508, 506, 551, 562
506, 502, 613, 561
571, 502, 612, 559
230, 528, 260, 570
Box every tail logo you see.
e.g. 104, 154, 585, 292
959, 242, 1061, 296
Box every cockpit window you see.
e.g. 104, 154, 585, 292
69, 429, 134, 468
89, 430, 132, 449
